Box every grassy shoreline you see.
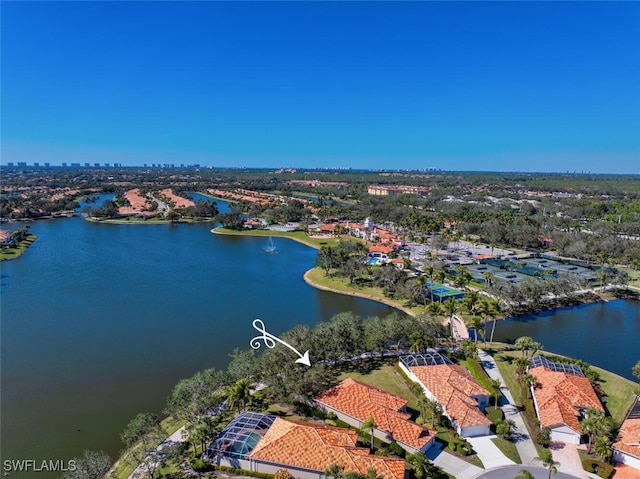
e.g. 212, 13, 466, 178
211, 226, 342, 250
304, 267, 420, 317
0, 233, 38, 261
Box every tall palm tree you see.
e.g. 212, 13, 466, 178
362, 417, 376, 453
423, 265, 435, 303
489, 379, 502, 410
519, 373, 538, 399
418, 395, 442, 429
534, 449, 560, 479
443, 298, 459, 339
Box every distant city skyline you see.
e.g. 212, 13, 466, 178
2, 2, 639, 174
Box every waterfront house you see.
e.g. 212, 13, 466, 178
315, 378, 434, 454
209, 412, 407, 479
528, 356, 604, 444
613, 397, 640, 471
398, 353, 492, 437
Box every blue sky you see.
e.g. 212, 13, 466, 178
2, 1, 639, 173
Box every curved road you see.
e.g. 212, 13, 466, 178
474, 465, 581, 479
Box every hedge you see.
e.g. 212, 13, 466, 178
215, 466, 275, 479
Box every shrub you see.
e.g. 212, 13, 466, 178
388, 441, 405, 457
535, 427, 551, 447
189, 458, 214, 472
581, 459, 614, 479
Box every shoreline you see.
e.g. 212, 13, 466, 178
303, 268, 417, 317
84, 216, 217, 225
210, 226, 332, 250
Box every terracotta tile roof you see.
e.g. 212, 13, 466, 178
250, 418, 405, 479
409, 365, 491, 429
529, 365, 603, 433
315, 378, 433, 450
319, 223, 337, 232
369, 245, 394, 254
614, 398, 640, 459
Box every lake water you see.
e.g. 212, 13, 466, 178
2, 200, 639, 473
492, 299, 640, 381
0, 199, 398, 471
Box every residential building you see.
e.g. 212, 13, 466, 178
613, 397, 640, 470
208, 412, 407, 479
528, 356, 604, 444
315, 378, 434, 453
399, 353, 492, 437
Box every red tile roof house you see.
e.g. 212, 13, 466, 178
210, 412, 407, 479
613, 397, 640, 471
399, 353, 492, 438
315, 378, 435, 454
528, 356, 605, 445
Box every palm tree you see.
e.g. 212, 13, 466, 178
489, 379, 502, 410
407, 451, 431, 479
443, 298, 459, 339
426, 301, 444, 317
534, 449, 560, 479
484, 298, 506, 344
496, 419, 517, 439
595, 436, 613, 463
514, 356, 530, 376
423, 265, 435, 303
227, 379, 252, 413
325, 464, 345, 479
519, 373, 538, 399
409, 331, 428, 354
362, 416, 376, 453
425, 397, 442, 428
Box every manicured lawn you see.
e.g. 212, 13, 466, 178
338, 363, 419, 410
213, 227, 343, 250
491, 437, 522, 464
489, 345, 637, 423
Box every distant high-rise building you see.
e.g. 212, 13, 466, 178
85, 163, 90, 167
44, 163, 50, 167
62, 162, 67, 167
94, 163, 100, 167
104, 163, 110, 167
7, 162, 14, 167
34, 162, 40, 167
71, 163, 80, 167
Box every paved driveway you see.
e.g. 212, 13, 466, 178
473, 465, 583, 479
467, 435, 516, 469
549, 441, 590, 478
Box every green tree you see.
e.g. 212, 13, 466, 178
632, 360, 640, 388
496, 419, 517, 439
534, 449, 560, 479
61, 450, 112, 479
407, 451, 431, 479
514, 336, 543, 358
362, 416, 376, 453
489, 379, 502, 410
594, 436, 613, 464
228, 379, 252, 413
120, 413, 164, 479
443, 298, 459, 339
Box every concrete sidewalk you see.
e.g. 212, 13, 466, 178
426, 442, 484, 479
478, 349, 539, 465
468, 435, 517, 469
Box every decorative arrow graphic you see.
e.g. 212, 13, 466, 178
250, 319, 311, 366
